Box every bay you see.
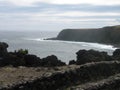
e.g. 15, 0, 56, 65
0, 30, 116, 63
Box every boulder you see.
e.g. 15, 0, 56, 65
113, 49, 120, 57
112, 49, 120, 61
76, 49, 111, 65
0, 42, 8, 57
41, 55, 66, 67
24, 54, 41, 67
69, 60, 76, 65
3, 54, 25, 67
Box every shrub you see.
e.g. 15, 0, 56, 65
14, 49, 28, 58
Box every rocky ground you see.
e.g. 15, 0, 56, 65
67, 73, 120, 90
1, 42, 120, 90
0, 61, 120, 90
0, 65, 79, 90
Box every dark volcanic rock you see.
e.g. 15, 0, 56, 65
24, 54, 41, 67
41, 55, 66, 67
112, 49, 120, 62
0, 42, 9, 66
70, 73, 120, 90
113, 49, 120, 57
69, 60, 76, 65
76, 49, 111, 65
0, 42, 8, 57
0, 42, 66, 67
3, 54, 25, 67
24, 54, 66, 67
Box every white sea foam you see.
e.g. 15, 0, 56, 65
23, 38, 45, 41
23, 37, 117, 51
61, 41, 117, 50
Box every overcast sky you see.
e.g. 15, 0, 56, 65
0, 0, 120, 31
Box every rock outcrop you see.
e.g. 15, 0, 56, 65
1, 42, 120, 67
68, 49, 120, 65
54, 25, 120, 44
69, 73, 120, 90
0, 42, 66, 67
113, 49, 120, 57
75, 49, 111, 65
0, 42, 8, 57
40, 55, 66, 67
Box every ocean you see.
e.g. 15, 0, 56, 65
0, 30, 117, 63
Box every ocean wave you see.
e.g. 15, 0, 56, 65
22, 38, 45, 41
23, 38, 116, 50
46, 40, 116, 50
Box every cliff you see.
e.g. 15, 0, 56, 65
55, 25, 120, 44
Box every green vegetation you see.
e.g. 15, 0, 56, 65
15, 49, 28, 55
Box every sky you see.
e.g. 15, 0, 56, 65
0, 0, 120, 31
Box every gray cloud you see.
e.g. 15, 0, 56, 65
0, 1, 120, 31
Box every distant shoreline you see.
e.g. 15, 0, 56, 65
47, 25, 120, 48
46, 38, 119, 49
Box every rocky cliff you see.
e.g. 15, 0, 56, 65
55, 25, 120, 44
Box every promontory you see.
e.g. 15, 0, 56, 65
50, 25, 120, 45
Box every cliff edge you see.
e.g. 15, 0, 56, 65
55, 25, 120, 44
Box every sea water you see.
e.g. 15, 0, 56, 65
0, 30, 116, 63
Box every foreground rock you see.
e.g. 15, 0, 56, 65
0, 61, 120, 90
68, 49, 120, 65
68, 73, 120, 90
40, 55, 66, 67
0, 42, 66, 67
0, 42, 8, 57
75, 49, 111, 65
1, 41, 120, 67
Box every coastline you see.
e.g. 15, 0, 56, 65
46, 38, 119, 49
47, 25, 120, 49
